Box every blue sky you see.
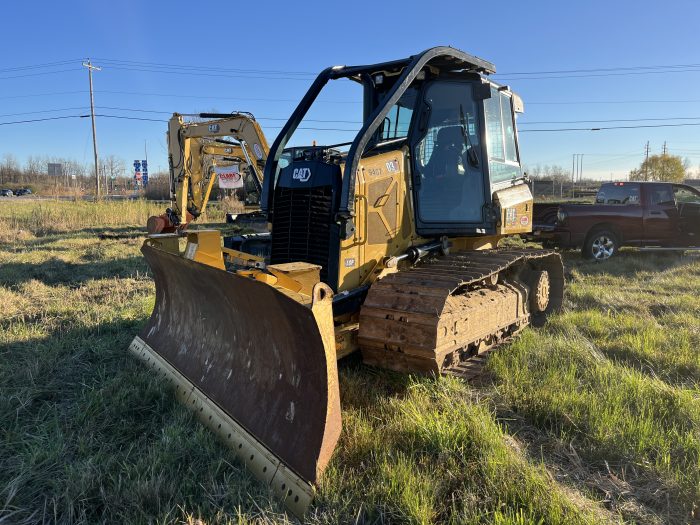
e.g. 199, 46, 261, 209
1, 0, 700, 180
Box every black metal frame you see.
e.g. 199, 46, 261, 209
261, 46, 496, 239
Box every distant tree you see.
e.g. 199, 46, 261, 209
525, 164, 570, 183
629, 153, 686, 183
1, 154, 20, 185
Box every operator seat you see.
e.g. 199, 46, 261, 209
421, 126, 466, 219
425, 126, 465, 178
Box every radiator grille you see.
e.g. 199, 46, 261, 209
270, 186, 334, 283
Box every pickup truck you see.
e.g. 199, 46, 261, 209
532, 182, 700, 260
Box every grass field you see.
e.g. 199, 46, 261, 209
1, 200, 698, 524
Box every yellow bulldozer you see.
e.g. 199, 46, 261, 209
129, 46, 564, 517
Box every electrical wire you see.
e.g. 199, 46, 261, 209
100, 64, 315, 81
520, 122, 700, 132
0, 68, 84, 80
498, 62, 700, 75
0, 59, 83, 73
94, 57, 315, 76
0, 115, 85, 126
0, 107, 89, 118
495, 68, 700, 81
520, 116, 700, 125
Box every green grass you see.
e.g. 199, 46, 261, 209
1, 200, 698, 524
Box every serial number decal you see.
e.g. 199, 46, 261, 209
344, 258, 356, 268
385, 160, 399, 172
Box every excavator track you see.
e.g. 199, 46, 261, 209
358, 249, 564, 377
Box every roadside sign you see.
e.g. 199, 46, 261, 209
48, 163, 63, 177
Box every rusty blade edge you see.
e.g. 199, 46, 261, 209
128, 335, 315, 519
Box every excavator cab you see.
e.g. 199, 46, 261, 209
131, 47, 563, 517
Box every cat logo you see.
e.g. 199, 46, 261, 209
292, 167, 312, 182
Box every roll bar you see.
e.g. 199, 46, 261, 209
261, 46, 496, 238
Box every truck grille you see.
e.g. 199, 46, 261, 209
270, 186, 334, 283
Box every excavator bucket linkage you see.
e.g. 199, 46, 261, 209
129, 242, 341, 517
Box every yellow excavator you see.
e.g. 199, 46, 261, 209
147, 112, 269, 234
129, 47, 564, 516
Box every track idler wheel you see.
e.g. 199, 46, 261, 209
529, 270, 551, 313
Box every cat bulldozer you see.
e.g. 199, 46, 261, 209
129, 47, 564, 516
147, 112, 269, 234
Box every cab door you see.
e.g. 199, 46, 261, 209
673, 184, 700, 246
643, 184, 680, 246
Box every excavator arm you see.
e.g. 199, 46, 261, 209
148, 112, 270, 234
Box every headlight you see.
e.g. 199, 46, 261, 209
556, 209, 567, 225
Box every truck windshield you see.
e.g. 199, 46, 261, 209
595, 184, 640, 205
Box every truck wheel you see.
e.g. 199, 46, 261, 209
583, 230, 618, 261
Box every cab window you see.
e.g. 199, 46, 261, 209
673, 185, 700, 204
413, 81, 483, 223
484, 88, 520, 183
648, 185, 675, 206
595, 183, 640, 205
377, 87, 418, 142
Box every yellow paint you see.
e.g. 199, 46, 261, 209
337, 149, 418, 292
183, 230, 225, 270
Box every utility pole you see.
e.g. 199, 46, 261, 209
571, 154, 576, 197
644, 141, 650, 180
579, 154, 584, 183
82, 59, 101, 200
661, 141, 668, 181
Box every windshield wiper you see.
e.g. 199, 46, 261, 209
459, 104, 479, 168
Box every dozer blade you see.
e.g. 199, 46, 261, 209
129, 243, 341, 517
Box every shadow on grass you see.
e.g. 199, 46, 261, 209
0, 318, 288, 524
3, 227, 147, 251
599, 343, 700, 388
491, 402, 689, 525
337, 354, 413, 411
0, 256, 149, 287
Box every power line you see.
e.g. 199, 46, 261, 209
0, 115, 84, 126
93, 114, 359, 131
0, 90, 85, 100
528, 99, 700, 105
94, 114, 167, 122
520, 116, 700, 125
99, 90, 361, 104
496, 68, 700, 81
4, 88, 700, 108
7, 103, 700, 128
94, 57, 315, 76
521, 122, 700, 132
0, 112, 360, 132
0, 68, 84, 80
0, 59, 83, 73
498, 62, 700, 75
0, 106, 88, 118
100, 64, 316, 81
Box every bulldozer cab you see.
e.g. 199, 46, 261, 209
261, 47, 530, 292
